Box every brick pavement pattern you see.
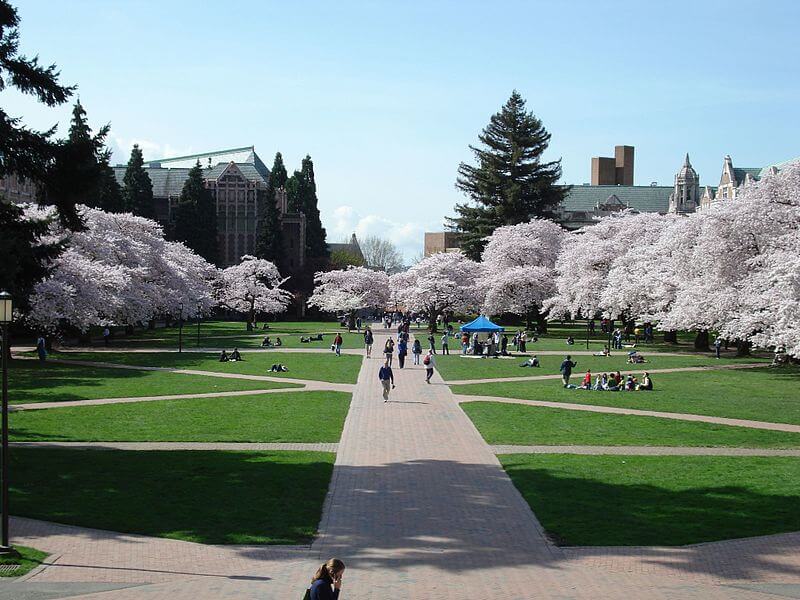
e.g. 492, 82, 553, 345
9, 331, 800, 599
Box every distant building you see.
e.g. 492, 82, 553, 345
423, 231, 461, 256
328, 233, 364, 262
591, 145, 634, 186
0, 172, 36, 204
697, 155, 797, 210
667, 154, 701, 214
113, 146, 307, 269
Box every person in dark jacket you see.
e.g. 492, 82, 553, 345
559, 355, 577, 387
307, 558, 345, 600
397, 338, 408, 368
379, 359, 395, 402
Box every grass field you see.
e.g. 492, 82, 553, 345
10, 448, 335, 544
460, 401, 800, 448
46, 351, 362, 384
0, 545, 48, 578
434, 352, 767, 382
8, 360, 299, 404
500, 454, 800, 545
11, 391, 351, 442
453, 367, 800, 425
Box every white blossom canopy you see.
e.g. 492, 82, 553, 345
307, 266, 389, 314
216, 255, 292, 317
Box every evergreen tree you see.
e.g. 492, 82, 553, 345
0, 0, 72, 302
122, 144, 155, 219
285, 170, 304, 213
256, 152, 287, 263
97, 157, 124, 212
447, 91, 567, 259
173, 162, 218, 264
299, 155, 328, 259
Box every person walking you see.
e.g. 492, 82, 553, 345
364, 327, 374, 358
333, 333, 343, 357
102, 327, 111, 346
397, 337, 408, 368
378, 359, 395, 402
519, 331, 527, 353
383, 338, 395, 366
559, 355, 577, 388
412, 338, 422, 365
440, 332, 449, 355
714, 336, 722, 359
306, 558, 346, 600
427, 332, 436, 354
36, 334, 47, 362
423, 350, 436, 384
356, 316, 362, 332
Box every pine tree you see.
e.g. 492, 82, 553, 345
285, 170, 304, 213
122, 144, 155, 219
256, 152, 287, 263
0, 0, 73, 304
299, 155, 328, 258
97, 157, 124, 212
173, 162, 218, 264
447, 91, 567, 259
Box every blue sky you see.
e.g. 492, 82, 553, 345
6, 0, 800, 258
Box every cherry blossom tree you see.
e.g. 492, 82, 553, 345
390, 250, 482, 331
216, 255, 292, 329
480, 218, 565, 330
307, 265, 389, 329
26, 205, 218, 332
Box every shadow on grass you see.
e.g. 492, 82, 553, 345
10, 448, 334, 545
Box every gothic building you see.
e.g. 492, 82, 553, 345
667, 154, 700, 214
112, 146, 307, 269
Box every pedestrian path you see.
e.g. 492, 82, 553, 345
10, 329, 800, 599
455, 394, 800, 433
11, 441, 338, 452
491, 444, 800, 456
447, 362, 767, 385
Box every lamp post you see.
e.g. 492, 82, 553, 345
0, 291, 14, 555
196, 302, 202, 347
178, 302, 184, 354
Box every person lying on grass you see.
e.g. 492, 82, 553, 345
593, 345, 611, 357
627, 351, 647, 364
269, 363, 289, 372
519, 356, 540, 367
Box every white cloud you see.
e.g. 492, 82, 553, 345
110, 136, 195, 164
324, 205, 440, 262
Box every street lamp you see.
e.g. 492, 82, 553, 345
178, 302, 184, 354
0, 291, 14, 555
196, 302, 202, 347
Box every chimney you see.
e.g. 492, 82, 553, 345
614, 145, 634, 186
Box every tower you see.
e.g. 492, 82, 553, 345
668, 154, 700, 214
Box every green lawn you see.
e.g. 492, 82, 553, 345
47, 351, 362, 384
461, 401, 800, 448
10, 448, 335, 544
8, 360, 298, 404
100, 320, 367, 349
0, 545, 48, 578
453, 367, 800, 425
500, 454, 800, 545
12, 391, 350, 442
435, 352, 766, 382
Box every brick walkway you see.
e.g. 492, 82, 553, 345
491, 444, 800, 456
9, 335, 800, 598
455, 394, 800, 433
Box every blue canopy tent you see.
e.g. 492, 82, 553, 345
460, 315, 504, 333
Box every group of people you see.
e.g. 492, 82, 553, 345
260, 336, 282, 348
218, 348, 243, 362
579, 369, 653, 391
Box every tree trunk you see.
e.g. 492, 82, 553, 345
347, 310, 356, 332
736, 339, 751, 357
148, 320, 156, 330
533, 305, 547, 334
247, 301, 255, 331
78, 331, 91, 345
428, 312, 438, 333
663, 330, 678, 344
693, 330, 710, 351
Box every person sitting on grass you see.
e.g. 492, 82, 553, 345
230, 348, 243, 362
275, 337, 282, 347
625, 375, 636, 391
300, 336, 311, 343
519, 355, 540, 367
606, 373, 621, 391
613, 371, 622, 387
637, 372, 653, 391
593, 345, 610, 357
219, 349, 229, 362
593, 373, 605, 390
580, 370, 592, 389
262, 323, 270, 330
566, 336, 575, 345
261, 336, 273, 347
627, 351, 646, 364
270, 363, 288, 372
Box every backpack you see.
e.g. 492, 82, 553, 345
423, 355, 431, 365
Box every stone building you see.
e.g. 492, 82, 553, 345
113, 146, 306, 269
667, 154, 700, 214
0, 172, 36, 203
423, 231, 461, 256
697, 155, 796, 210
591, 145, 634, 186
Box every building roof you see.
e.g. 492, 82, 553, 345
144, 146, 270, 180
328, 233, 363, 259
733, 167, 761, 185
560, 185, 673, 214
112, 166, 192, 197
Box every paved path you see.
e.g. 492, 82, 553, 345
10, 333, 800, 598
455, 394, 800, 433
447, 362, 767, 385
11, 441, 338, 452
491, 444, 800, 456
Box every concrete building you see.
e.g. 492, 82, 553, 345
667, 154, 701, 214
591, 145, 634, 186
423, 231, 461, 256
113, 146, 307, 269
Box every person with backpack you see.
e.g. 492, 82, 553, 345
397, 337, 408, 368
333, 333, 343, 357
559, 355, 578, 387
423, 350, 436, 384
383, 338, 395, 366
364, 327, 374, 358
305, 558, 345, 600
